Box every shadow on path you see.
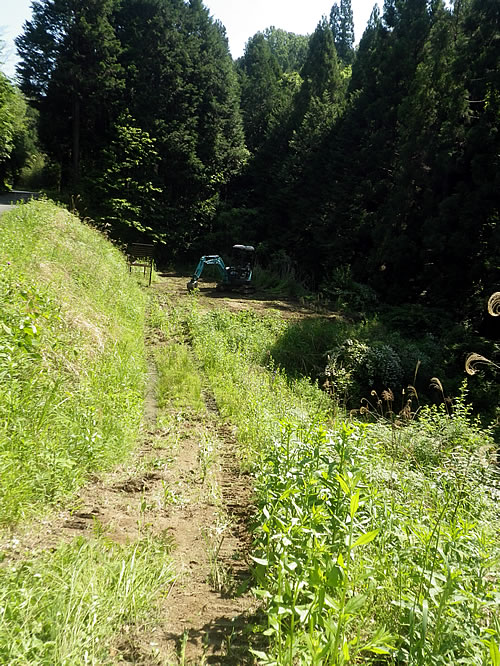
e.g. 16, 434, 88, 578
162, 608, 267, 665
0, 190, 39, 205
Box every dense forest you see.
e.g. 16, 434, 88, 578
1, 0, 498, 353
7, 0, 499, 310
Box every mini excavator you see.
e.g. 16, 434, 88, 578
187, 244, 255, 293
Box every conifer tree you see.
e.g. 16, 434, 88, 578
16, 0, 247, 247
258, 19, 347, 267
317, 0, 436, 294
111, 0, 247, 246
371, 0, 499, 311
288, 17, 345, 171
16, 0, 123, 186
329, 0, 355, 64
238, 34, 283, 154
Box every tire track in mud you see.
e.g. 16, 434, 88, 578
1, 369, 259, 665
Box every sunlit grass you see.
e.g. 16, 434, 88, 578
179, 299, 500, 665
0, 199, 147, 523
155, 344, 205, 413
0, 535, 174, 665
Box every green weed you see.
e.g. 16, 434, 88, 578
173, 299, 500, 665
186, 306, 330, 467
0, 535, 174, 665
202, 511, 233, 594
0, 200, 147, 523
155, 344, 205, 413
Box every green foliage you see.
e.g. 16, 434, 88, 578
14, 0, 499, 333
297, 17, 345, 110
16, 0, 247, 245
260, 27, 309, 73
270, 298, 498, 418
232, 19, 349, 282
250, 413, 499, 664
0, 200, 147, 523
269, 313, 440, 406
228, 0, 498, 329
0, 535, 173, 664
0, 73, 17, 169
400, 382, 495, 467
320, 264, 378, 311
251, 422, 397, 663
100, 0, 247, 247
86, 113, 162, 239
17, 0, 124, 186
252, 248, 309, 299
183, 302, 329, 465
168, 297, 499, 665
0, 76, 35, 188
155, 343, 205, 414
238, 33, 284, 154
237, 27, 310, 160
330, 0, 355, 64
17, 151, 60, 191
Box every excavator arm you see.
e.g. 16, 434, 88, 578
187, 245, 255, 293
187, 255, 227, 292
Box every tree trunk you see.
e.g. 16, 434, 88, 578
72, 95, 80, 185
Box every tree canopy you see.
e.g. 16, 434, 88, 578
16, 0, 247, 247
0, 63, 36, 190
14, 0, 499, 316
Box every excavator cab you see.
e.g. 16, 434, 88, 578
226, 245, 255, 285
187, 244, 255, 292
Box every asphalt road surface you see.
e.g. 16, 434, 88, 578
0, 191, 38, 215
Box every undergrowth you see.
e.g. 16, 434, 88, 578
0, 534, 174, 665
177, 295, 500, 665
186, 302, 330, 468
269, 307, 499, 419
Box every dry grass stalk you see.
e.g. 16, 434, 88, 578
487, 292, 500, 317
465, 353, 500, 375
430, 377, 444, 393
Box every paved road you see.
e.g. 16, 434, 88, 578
0, 190, 39, 215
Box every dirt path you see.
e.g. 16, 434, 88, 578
1, 271, 268, 664
158, 270, 324, 320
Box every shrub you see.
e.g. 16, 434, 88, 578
320, 264, 378, 311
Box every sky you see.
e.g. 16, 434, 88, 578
1, 0, 380, 79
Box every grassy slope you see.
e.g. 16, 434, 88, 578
0, 199, 147, 523
0, 211, 497, 664
0, 200, 176, 665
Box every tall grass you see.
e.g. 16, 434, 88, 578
0, 204, 174, 665
155, 343, 204, 413
0, 199, 147, 523
180, 297, 500, 665
0, 535, 174, 665
186, 302, 330, 466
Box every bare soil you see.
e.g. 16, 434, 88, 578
3, 270, 301, 664
158, 269, 329, 320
